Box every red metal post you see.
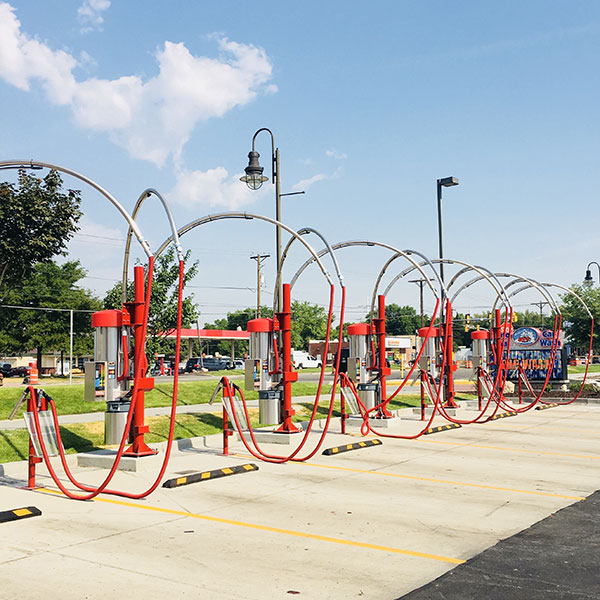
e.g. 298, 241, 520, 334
340, 382, 346, 434
420, 370, 427, 420
124, 265, 157, 457
274, 283, 300, 433
27, 388, 42, 489
373, 295, 393, 418
443, 300, 458, 408
222, 405, 231, 455
477, 366, 483, 411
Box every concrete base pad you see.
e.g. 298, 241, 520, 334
77, 449, 163, 472
402, 407, 457, 420
237, 430, 303, 445
346, 415, 396, 428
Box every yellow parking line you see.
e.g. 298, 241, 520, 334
37, 488, 463, 565
229, 453, 584, 500
416, 438, 600, 459
300, 462, 585, 500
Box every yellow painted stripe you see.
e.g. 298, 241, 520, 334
416, 438, 600, 459
36, 488, 463, 565
332, 447, 338, 454
243, 464, 254, 471
299, 462, 585, 500
176, 477, 187, 486
346, 444, 353, 450
201, 472, 211, 479
222, 468, 233, 475
359, 442, 366, 447
229, 453, 585, 501
13, 508, 32, 517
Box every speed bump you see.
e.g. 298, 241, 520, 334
162, 463, 258, 488
536, 403, 560, 411
322, 439, 382, 455
0, 506, 41, 523
423, 424, 461, 435
487, 411, 518, 420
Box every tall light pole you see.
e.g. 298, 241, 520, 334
240, 128, 281, 311
250, 252, 269, 318
436, 176, 459, 288
584, 261, 600, 285
409, 278, 426, 327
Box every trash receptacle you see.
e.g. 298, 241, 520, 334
105, 400, 131, 445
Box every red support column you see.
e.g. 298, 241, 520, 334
124, 265, 157, 457
274, 283, 301, 433
27, 388, 42, 489
444, 300, 458, 408
374, 295, 392, 418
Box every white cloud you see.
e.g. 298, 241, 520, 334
168, 167, 262, 210
0, 3, 275, 166
293, 173, 327, 191
77, 0, 111, 33
326, 149, 347, 160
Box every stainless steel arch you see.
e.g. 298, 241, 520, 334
121, 188, 184, 303
155, 213, 334, 297
541, 282, 593, 319
0, 159, 151, 257
379, 258, 510, 312
491, 273, 560, 316
282, 227, 344, 289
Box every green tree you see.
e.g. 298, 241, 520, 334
560, 284, 599, 353
290, 300, 330, 350
366, 304, 422, 336
0, 170, 82, 290
104, 248, 200, 362
0, 260, 101, 368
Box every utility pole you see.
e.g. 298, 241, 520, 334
531, 301, 549, 327
409, 279, 427, 327
250, 253, 270, 317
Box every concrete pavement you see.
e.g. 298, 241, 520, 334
1, 403, 599, 599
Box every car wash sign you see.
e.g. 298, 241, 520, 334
504, 327, 567, 381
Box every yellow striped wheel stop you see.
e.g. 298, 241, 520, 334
322, 439, 382, 455
162, 463, 258, 488
486, 411, 518, 420
536, 403, 560, 411
0, 506, 41, 523
423, 424, 461, 435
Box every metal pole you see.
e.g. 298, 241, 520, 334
275, 148, 282, 313
409, 279, 426, 327
69, 309, 73, 385
436, 180, 445, 288
250, 253, 269, 318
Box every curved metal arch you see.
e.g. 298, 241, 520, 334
491, 273, 560, 315
370, 249, 445, 317
541, 282, 593, 319
0, 159, 151, 257
380, 258, 510, 311
289, 240, 442, 302
122, 188, 184, 303
280, 227, 344, 290
155, 212, 333, 289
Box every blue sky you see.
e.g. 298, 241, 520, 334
0, 1, 598, 324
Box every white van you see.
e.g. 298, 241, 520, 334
292, 350, 322, 369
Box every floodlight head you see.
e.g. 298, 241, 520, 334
438, 176, 459, 187
240, 150, 269, 190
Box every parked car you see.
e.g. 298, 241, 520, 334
233, 359, 245, 370
185, 357, 230, 372
9, 365, 28, 378
0, 363, 12, 377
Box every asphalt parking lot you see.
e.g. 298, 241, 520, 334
1, 403, 599, 599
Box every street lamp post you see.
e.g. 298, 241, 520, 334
250, 252, 269, 318
436, 176, 459, 287
584, 261, 600, 285
436, 176, 459, 409
241, 128, 282, 311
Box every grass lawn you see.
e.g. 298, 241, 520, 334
568, 365, 600, 374
0, 379, 474, 463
